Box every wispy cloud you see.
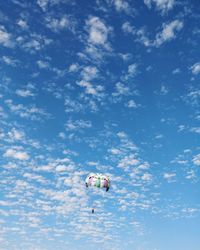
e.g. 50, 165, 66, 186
1, 56, 19, 66
112, 82, 129, 96
163, 172, 176, 182
122, 19, 183, 47
3, 147, 29, 160
144, 0, 176, 14
16, 89, 35, 97
45, 15, 76, 33
17, 33, 53, 53
65, 119, 92, 131
113, 0, 131, 13
5, 99, 50, 120
193, 154, 200, 165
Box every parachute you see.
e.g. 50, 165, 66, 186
85, 173, 110, 192
85, 173, 110, 213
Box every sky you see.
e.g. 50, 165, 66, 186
0, 0, 200, 249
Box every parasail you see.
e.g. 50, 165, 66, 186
85, 173, 110, 213
85, 173, 110, 192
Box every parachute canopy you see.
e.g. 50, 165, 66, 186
85, 173, 110, 192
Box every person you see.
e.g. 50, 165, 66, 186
92, 208, 94, 213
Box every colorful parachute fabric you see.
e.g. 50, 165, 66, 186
85, 173, 110, 191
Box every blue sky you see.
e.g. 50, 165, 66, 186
0, 0, 200, 249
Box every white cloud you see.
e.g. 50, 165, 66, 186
64, 96, 84, 113
154, 20, 183, 47
88, 99, 99, 112
118, 154, 139, 169
56, 165, 69, 172
141, 173, 152, 182
121, 63, 139, 83
112, 82, 129, 96
0, 25, 13, 47
2, 56, 19, 66
36, 164, 54, 172
3, 148, 29, 160
118, 53, 132, 61
77, 80, 104, 96
122, 22, 135, 34
19, 34, 53, 53
68, 63, 79, 72
177, 160, 188, 165
45, 15, 75, 33
0, 106, 7, 118
160, 85, 169, 95
190, 127, 200, 134
127, 64, 137, 76
182, 207, 198, 215
172, 68, 181, 74
186, 170, 196, 180
155, 134, 163, 139
37, 0, 69, 11
195, 115, 200, 120
17, 19, 28, 30
109, 148, 122, 155
113, 0, 130, 13
131, 20, 183, 48
122, 63, 139, 81
122, 25, 151, 47
37, 60, 50, 69
126, 100, 137, 108
66, 119, 92, 131
76, 63, 104, 99
58, 132, 66, 140
193, 154, 200, 166
163, 172, 176, 181
138, 162, 150, 170
16, 89, 35, 97
186, 89, 200, 106
178, 124, 186, 132
23, 173, 47, 184
5, 99, 50, 120
86, 16, 112, 49
190, 63, 200, 75
88, 17, 107, 45
37, 0, 49, 11
8, 128, 25, 141
37, 0, 66, 11
20, 39, 39, 51
81, 66, 98, 81
144, 0, 175, 14
117, 131, 127, 139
